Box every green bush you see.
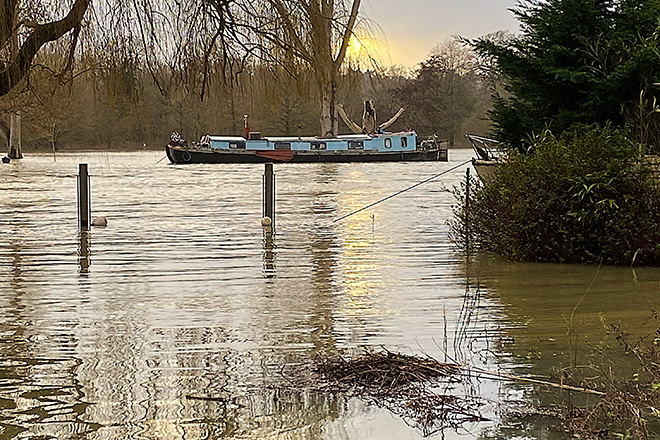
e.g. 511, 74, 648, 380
453, 125, 660, 265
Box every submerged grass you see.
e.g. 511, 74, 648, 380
556, 316, 660, 439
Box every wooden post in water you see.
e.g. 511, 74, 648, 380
465, 167, 470, 252
77, 163, 91, 229
263, 163, 275, 229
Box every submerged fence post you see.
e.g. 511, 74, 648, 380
77, 163, 91, 229
465, 167, 470, 252
263, 163, 275, 229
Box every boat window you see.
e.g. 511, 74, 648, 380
274, 142, 291, 150
348, 141, 364, 150
311, 142, 326, 150
229, 142, 246, 149
401, 137, 407, 148
385, 138, 392, 149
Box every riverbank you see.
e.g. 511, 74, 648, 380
23, 141, 164, 153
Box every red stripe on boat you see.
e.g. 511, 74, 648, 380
255, 150, 295, 161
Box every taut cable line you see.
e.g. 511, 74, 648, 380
333, 159, 472, 223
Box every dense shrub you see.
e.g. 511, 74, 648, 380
453, 125, 660, 265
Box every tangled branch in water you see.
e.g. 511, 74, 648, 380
315, 349, 487, 437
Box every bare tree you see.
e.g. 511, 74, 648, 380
1, 0, 92, 158
0, 0, 92, 96
396, 39, 480, 144
242, 0, 360, 137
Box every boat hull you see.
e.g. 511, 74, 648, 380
472, 158, 500, 184
166, 144, 448, 164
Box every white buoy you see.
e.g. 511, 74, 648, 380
91, 216, 108, 227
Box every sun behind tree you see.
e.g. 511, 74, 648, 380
343, 33, 387, 71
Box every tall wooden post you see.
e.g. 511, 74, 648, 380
7, 14, 23, 160
8, 114, 22, 159
263, 163, 275, 228
77, 164, 91, 229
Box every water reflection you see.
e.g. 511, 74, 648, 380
2, 151, 604, 439
1, 248, 95, 438
467, 256, 660, 371
336, 178, 384, 325
308, 189, 340, 359
8, 241, 23, 289
78, 230, 91, 274
262, 230, 276, 277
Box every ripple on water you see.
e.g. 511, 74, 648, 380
5, 151, 656, 439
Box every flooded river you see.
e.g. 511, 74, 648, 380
1, 149, 660, 439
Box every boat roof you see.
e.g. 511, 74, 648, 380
265, 136, 321, 142
208, 136, 249, 142
207, 131, 415, 142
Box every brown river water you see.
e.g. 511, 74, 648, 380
1, 149, 660, 439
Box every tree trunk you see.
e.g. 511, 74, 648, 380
8, 113, 21, 159
320, 77, 338, 137
268, 0, 361, 138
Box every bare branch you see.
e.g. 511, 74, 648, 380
337, 103, 362, 133
0, 0, 92, 97
333, 0, 360, 69
270, 0, 314, 63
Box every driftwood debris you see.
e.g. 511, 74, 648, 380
316, 350, 486, 436
379, 107, 405, 132
314, 348, 606, 436
317, 350, 460, 391
185, 349, 606, 437
337, 104, 361, 134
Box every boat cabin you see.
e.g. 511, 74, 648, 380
206, 132, 417, 153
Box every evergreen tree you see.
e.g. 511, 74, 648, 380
474, 0, 660, 150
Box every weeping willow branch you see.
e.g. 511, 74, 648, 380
0, 0, 92, 97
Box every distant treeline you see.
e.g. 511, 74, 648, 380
3, 39, 496, 151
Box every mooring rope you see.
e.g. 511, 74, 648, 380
334, 159, 472, 223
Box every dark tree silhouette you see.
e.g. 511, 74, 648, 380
0, 0, 92, 97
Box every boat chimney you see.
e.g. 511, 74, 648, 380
244, 114, 250, 139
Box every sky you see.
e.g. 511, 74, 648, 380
360, 0, 520, 68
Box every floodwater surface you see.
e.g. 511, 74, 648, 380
1, 149, 660, 439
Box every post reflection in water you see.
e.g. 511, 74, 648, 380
78, 230, 91, 274
2, 241, 96, 439
262, 229, 276, 277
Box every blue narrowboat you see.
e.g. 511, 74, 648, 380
166, 131, 448, 164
